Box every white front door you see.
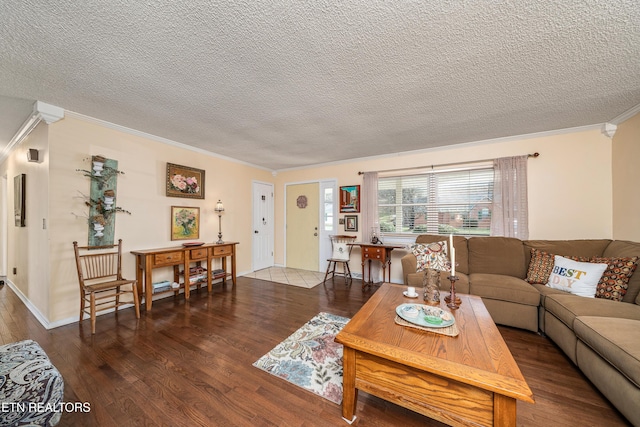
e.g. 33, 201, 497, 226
252, 181, 274, 271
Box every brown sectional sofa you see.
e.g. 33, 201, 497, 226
401, 235, 640, 426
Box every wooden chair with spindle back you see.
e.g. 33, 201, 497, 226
323, 235, 357, 284
73, 239, 140, 334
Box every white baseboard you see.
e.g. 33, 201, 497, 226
4, 280, 53, 329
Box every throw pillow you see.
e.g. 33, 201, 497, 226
591, 256, 639, 302
332, 242, 350, 261
411, 241, 450, 272
546, 255, 608, 298
526, 249, 588, 284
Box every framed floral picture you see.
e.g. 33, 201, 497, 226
171, 206, 200, 240
166, 163, 205, 199
339, 185, 360, 213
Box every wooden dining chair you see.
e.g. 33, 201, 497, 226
73, 239, 140, 334
323, 235, 357, 284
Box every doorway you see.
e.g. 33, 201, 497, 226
286, 183, 319, 271
285, 180, 337, 272
252, 181, 274, 271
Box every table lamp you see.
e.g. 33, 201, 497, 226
214, 200, 225, 244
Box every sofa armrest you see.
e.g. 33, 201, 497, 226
401, 253, 418, 285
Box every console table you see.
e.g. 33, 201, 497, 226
352, 242, 405, 288
131, 242, 238, 311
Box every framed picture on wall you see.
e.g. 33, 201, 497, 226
166, 163, 205, 199
14, 174, 25, 227
171, 206, 200, 240
345, 215, 358, 232
339, 185, 360, 213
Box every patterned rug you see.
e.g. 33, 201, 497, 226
253, 312, 350, 404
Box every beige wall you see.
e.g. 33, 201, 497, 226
0, 123, 51, 320
274, 127, 614, 281
43, 115, 271, 324
612, 112, 640, 241
3, 110, 638, 327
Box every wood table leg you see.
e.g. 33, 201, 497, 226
493, 394, 517, 427
341, 347, 358, 422
144, 256, 153, 311
134, 255, 144, 302
222, 256, 228, 285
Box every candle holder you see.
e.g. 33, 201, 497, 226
445, 275, 461, 309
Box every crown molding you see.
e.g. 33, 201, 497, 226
609, 102, 640, 125
64, 111, 273, 172
275, 123, 603, 173
601, 122, 617, 138
0, 101, 65, 163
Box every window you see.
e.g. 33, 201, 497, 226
323, 187, 334, 231
378, 167, 494, 236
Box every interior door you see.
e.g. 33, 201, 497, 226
252, 181, 274, 271
286, 183, 319, 271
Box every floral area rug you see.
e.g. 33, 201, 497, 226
253, 312, 350, 404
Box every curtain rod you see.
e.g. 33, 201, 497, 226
357, 152, 539, 175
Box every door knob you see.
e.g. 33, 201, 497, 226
254, 230, 259, 234
314, 233, 318, 236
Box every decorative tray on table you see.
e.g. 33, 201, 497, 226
396, 304, 455, 328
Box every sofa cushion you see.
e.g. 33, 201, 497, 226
415, 234, 469, 275
546, 256, 608, 298
468, 237, 526, 278
469, 273, 540, 306
591, 256, 639, 302
525, 248, 588, 284
574, 316, 640, 387
524, 239, 611, 266
545, 293, 640, 329
410, 240, 450, 272
602, 240, 640, 303
531, 282, 566, 307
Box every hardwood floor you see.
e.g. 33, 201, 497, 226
0, 278, 631, 426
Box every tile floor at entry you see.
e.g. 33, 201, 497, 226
244, 267, 327, 288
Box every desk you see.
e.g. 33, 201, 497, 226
353, 242, 405, 287
131, 242, 238, 311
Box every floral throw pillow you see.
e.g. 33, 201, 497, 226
411, 241, 450, 272
526, 249, 588, 284
591, 256, 639, 302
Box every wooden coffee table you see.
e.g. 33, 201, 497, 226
335, 283, 534, 426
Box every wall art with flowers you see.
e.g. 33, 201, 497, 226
171, 206, 200, 240
166, 163, 205, 199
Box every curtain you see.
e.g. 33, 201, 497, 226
491, 155, 529, 239
362, 172, 379, 243
361, 172, 382, 281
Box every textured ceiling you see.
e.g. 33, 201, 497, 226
1, 1, 639, 170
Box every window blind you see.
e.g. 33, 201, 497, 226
378, 167, 494, 236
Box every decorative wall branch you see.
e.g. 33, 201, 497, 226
74, 155, 130, 246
